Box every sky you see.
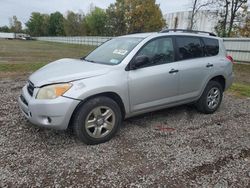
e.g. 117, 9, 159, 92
0, 0, 190, 27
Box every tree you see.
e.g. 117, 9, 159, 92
106, 0, 166, 36
0, 26, 10, 32
239, 16, 250, 37
174, 17, 179, 29
106, 0, 127, 36
125, 0, 166, 33
64, 11, 85, 36
188, 0, 215, 30
9, 16, 22, 33
85, 7, 108, 36
26, 12, 49, 36
42, 14, 50, 36
228, 0, 248, 35
48, 12, 65, 36
215, 0, 248, 37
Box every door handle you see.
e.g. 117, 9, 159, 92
169, 69, 179, 74
206, 63, 213, 68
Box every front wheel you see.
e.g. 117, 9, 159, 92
73, 96, 122, 145
196, 81, 223, 114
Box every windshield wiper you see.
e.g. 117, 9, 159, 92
80, 56, 86, 60
81, 58, 112, 65
85, 59, 96, 63
80, 57, 96, 63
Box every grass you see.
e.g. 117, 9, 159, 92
0, 39, 95, 67
227, 63, 250, 98
0, 62, 47, 72
0, 39, 249, 97
229, 83, 250, 98
233, 64, 250, 85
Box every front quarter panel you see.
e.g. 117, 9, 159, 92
63, 69, 130, 114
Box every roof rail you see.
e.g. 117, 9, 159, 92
159, 29, 216, 37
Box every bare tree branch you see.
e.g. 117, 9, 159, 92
215, 0, 247, 37
189, 0, 215, 30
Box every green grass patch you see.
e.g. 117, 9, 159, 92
0, 63, 47, 72
0, 39, 95, 64
229, 83, 250, 97
233, 64, 250, 85
0, 40, 96, 73
234, 63, 250, 73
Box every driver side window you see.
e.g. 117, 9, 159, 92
137, 37, 174, 67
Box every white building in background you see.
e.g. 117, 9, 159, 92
165, 10, 217, 32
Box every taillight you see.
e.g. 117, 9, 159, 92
226, 55, 235, 64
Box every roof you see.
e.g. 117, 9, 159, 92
118, 30, 220, 40
119, 32, 156, 38
160, 29, 216, 36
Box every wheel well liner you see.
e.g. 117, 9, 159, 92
210, 75, 226, 91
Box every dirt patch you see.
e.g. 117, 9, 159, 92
0, 72, 30, 78
0, 75, 250, 187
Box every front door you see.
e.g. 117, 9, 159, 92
128, 37, 179, 112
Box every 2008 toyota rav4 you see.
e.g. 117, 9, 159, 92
18, 29, 234, 144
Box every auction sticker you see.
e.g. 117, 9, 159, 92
110, 59, 119, 64
113, 49, 128, 56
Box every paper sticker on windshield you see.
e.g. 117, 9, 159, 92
110, 59, 119, 64
113, 49, 128, 56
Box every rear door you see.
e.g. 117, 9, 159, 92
175, 36, 214, 99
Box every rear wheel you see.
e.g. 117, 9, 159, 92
196, 81, 223, 114
73, 96, 122, 145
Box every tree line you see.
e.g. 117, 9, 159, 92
0, 0, 249, 37
0, 0, 166, 37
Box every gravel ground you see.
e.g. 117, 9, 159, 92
0, 76, 250, 187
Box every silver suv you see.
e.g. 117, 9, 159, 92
18, 30, 234, 144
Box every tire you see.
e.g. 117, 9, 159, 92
73, 96, 122, 145
196, 81, 223, 114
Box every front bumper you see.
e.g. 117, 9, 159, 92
18, 84, 80, 130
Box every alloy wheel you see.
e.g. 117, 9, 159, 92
207, 87, 221, 110
85, 106, 116, 139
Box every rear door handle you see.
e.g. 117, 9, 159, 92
169, 69, 179, 74
206, 63, 213, 68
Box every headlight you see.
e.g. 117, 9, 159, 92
36, 83, 72, 99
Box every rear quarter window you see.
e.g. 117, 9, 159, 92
203, 38, 219, 56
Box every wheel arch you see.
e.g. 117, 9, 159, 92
209, 75, 226, 91
196, 75, 225, 114
68, 92, 126, 130
197, 74, 226, 101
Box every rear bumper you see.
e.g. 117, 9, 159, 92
225, 73, 234, 90
18, 84, 80, 130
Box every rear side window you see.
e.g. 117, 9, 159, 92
203, 38, 219, 56
176, 36, 204, 60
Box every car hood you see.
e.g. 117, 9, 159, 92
29, 58, 111, 87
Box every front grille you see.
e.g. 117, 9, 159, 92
27, 81, 34, 96
20, 95, 28, 106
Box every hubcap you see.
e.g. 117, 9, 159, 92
207, 87, 221, 110
85, 106, 115, 139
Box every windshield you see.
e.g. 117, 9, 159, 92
84, 37, 143, 65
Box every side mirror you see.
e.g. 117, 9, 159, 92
131, 55, 150, 70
